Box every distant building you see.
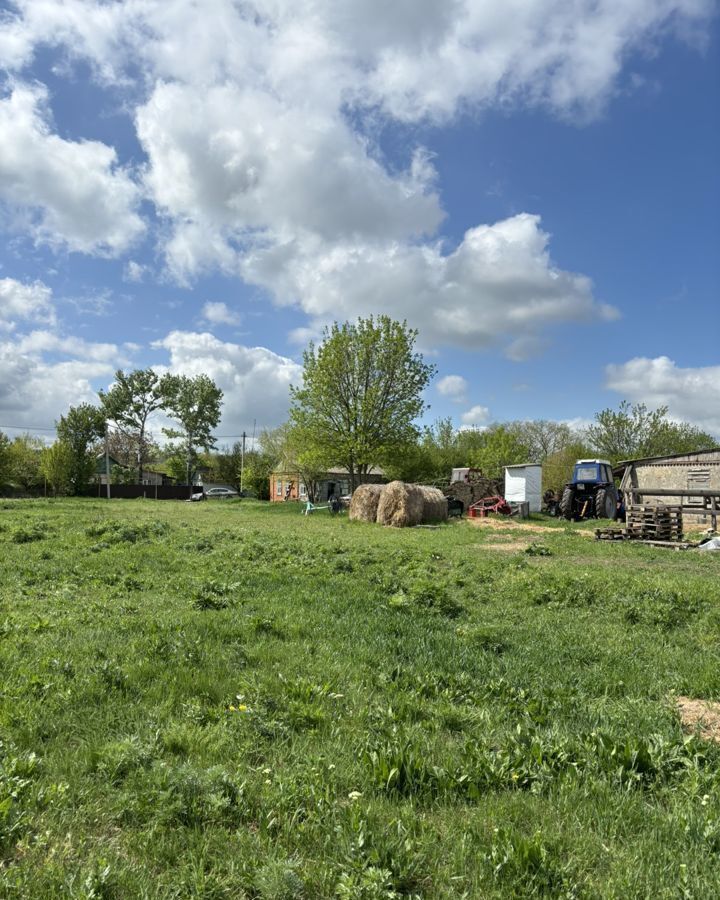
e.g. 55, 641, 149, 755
617, 448, 720, 525
269, 467, 385, 503
93, 455, 177, 486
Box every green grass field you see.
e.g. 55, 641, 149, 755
1, 498, 720, 898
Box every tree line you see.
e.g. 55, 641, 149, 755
0, 371, 223, 496
0, 316, 716, 497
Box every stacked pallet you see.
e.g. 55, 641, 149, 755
595, 527, 626, 541
625, 505, 683, 542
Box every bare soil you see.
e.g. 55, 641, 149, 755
676, 696, 720, 743
467, 518, 560, 534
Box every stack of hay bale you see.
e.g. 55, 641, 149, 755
349, 481, 448, 527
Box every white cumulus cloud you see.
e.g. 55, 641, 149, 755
151, 330, 302, 435
243, 213, 618, 356
0, 277, 55, 330
437, 375, 468, 401
605, 356, 720, 438
460, 404, 491, 427
0, 337, 120, 434
201, 302, 242, 327
0, 83, 144, 255
0, 0, 713, 354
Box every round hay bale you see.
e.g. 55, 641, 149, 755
418, 485, 448, 523
376, 480, 424, 528
349, 483, 385, 522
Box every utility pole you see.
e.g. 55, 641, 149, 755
104, 425, 111, 500
240, 431, 246, 494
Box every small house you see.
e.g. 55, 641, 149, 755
270, 467, 385, 503
504, 463, 542, 513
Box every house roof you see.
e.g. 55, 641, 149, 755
94, 454, 124, 473
271, 466, 384, 477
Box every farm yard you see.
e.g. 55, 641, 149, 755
1, 498, 720, 898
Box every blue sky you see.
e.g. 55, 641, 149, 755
1, 0, 718, 444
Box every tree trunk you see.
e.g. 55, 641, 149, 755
348, 456, 357, 493
137, 428, 144, 485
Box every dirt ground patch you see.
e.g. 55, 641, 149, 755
485, 541, 532, 552
467, 518, 559, 535
677, 696, 720, 743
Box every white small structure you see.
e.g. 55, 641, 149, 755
504, 463, 542, 513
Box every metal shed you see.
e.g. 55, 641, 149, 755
504, 463, 542, 513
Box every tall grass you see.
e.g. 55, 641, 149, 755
0, 498, 719, 897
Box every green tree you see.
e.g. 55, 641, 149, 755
0, 431, 11, 487
56, 404, 106, 494
99, 369, 165, 483
588, 401, 717, 464
467, 424, 531, 481
205, 442, 247, 491
259, 423, 329, 502
160, 374, 223, 493
542, 439, 595, 497
513, 419, 575, 461
40, 441, 74, 496
241, 449, 274, 500
105, 427, 161, 474
8, 434, 45, 492
290, 316, 436, 492
641, 420, 716, 458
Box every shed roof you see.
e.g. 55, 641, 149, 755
617, 447, 720, 466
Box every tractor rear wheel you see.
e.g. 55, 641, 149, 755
560, 487, 575, 520
595, 488, 616, 519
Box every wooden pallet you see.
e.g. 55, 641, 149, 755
595, 527, 626, 541
625, 505, 684, 542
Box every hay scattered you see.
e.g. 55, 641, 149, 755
349, 484, 385, 522
677, 696, 720, 743
417, 485, 448, 523
377, 481, 424, 528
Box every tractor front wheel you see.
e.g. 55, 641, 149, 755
595, 488, 616, 519
560, 487, 575, 520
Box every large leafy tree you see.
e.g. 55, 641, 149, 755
467, 424, 532, 481
204, 442, 245, 491
40, 441, 74, 496
160, 374, 223, 492
99, 369, 165, 483
0, 431, 11, 487
8, 434, 46, 492
290, 316, 436, 491
56, 404, 106, 494
587, 401, 716, 464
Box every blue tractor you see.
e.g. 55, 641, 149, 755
560, 459, 619, 520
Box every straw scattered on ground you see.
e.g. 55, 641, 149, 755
677, 696, 720, 743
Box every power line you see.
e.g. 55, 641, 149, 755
1, 422, 260, 445
0, 423, 57, 432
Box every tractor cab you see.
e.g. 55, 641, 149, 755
561, 459, 618, 520
572, 460, 614, 486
